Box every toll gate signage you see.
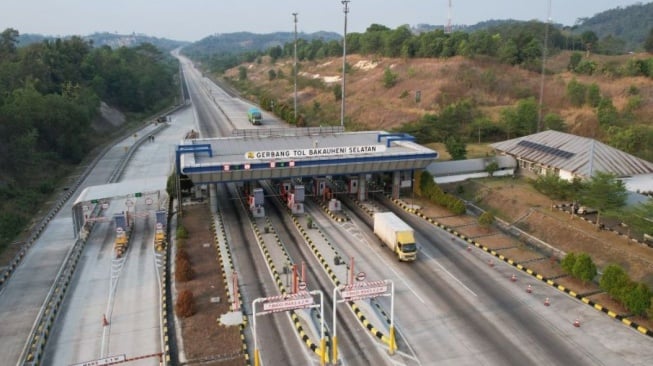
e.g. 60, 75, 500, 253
263, 294, 313, 313
340, 280, 388, 301
245, 144, 387, 160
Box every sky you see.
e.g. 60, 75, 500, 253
1, 0, 647, 42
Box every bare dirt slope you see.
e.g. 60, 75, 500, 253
228, 52, 653, 134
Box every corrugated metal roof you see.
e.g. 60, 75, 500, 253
490, 130, 653, 178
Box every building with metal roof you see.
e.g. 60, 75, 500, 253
490, 130, 653, 182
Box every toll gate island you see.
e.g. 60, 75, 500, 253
175, 127, 438, 215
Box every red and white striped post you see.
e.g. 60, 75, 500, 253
233, 272, 240, 311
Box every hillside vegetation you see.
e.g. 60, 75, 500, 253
222, 50, 653, 160
0, 28, 179, 254
189, 3, 653, 162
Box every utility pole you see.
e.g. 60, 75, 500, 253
293, 12, 298, 122
340, 0, 350, 128
538, 0, 552, 132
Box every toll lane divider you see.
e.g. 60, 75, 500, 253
390, 197, 653, 338
159, 203, 172, 365
290, 206, 391, 346
255, 205, 324, 359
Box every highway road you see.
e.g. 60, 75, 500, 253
2, 50, 652, 366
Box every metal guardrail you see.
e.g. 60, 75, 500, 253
232, 126, 345, 138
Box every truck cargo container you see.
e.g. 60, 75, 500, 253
373, 212, 417, 261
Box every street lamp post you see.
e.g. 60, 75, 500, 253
340, 0, 350, 128
293, 12, 298, 122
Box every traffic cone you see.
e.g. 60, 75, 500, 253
526, 285, 532, 293
102, 314, 109, 326
510, 274, 517, 282
573, 318, 580, 327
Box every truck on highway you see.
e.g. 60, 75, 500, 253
373, 212, 418, 261
247, 107, 262, 125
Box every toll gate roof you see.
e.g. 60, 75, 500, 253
177, 128, 438, 184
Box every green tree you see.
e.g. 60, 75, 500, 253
485, 160, 499, 177
644, 27, 653, 54
624, 283, 652, 316
268, 45, 283, 62
561, 252, 577, 274
382, 67, 398, 88
543, 113, 566, 132
600, 264, 630, 301
572, 253, 597, 284
566, 78, 586, 107
568, 52, 582, 71
268, 69, 277, 81
238, 66, 247, 81
332, 84, 342, 101
0, 28, 19, 60
623, 199, 653, 237
500, 97, 538, 137
586, 83, 601, 107
581, 31, 598, 55
579, 171, 627, 228
596, 97, 619, 127
533, 173, 574, 201
445, 136, 467, 160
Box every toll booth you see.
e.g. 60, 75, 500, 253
347, 176, 359, 194
288, 185, 304, 215
250, 188, 265, 218
315, 178, 327, 198
328, 198, 342, 212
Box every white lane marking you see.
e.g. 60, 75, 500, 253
420, 250, 478, 297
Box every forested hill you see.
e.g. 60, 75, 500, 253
18, 32, 188, 51
574, 2, 653, 52
184, 31, 341, 56
0, 28, 179, 249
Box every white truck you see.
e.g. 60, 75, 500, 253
373, 212, 418, 261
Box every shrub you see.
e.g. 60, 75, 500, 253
600, 264, 630, 301
175, 256, 193, 282
176, 247, 190, 263
176, 225, 189, 239
571, 253, 597, 283
175, 289, 195, 318
561, 252, 577, 274
478, 212, 495, 227
383, 67, 398, 88
624, 283, 652, 316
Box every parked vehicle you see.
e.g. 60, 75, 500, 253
247, 107, 262, 125
577, 206, 597, 215
373, 212, 418, 261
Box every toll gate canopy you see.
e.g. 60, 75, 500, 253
176, 127, 438, 184
71, 176, 168, 237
